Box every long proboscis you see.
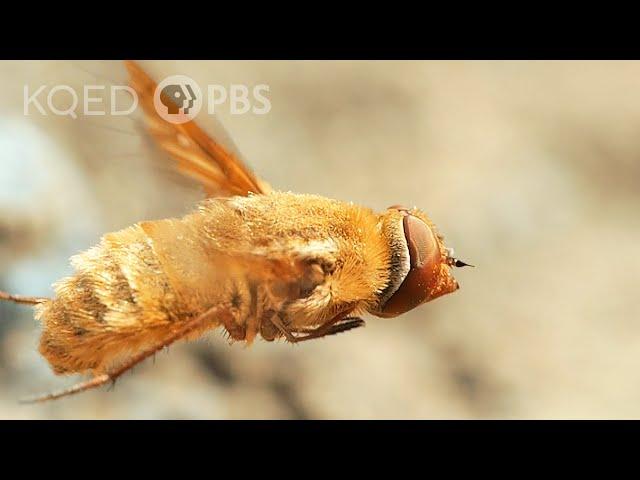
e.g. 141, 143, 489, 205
0, 290, 49, 306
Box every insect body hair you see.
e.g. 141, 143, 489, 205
36, 225, 185, 375
34, 192, 397, 377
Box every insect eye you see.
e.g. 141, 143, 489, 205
379, 215, 443, 316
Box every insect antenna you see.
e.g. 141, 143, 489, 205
453, 259, 475, 268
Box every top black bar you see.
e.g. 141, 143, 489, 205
5, 9, 640, 60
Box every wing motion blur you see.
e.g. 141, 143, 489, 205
124, 60, 271, 198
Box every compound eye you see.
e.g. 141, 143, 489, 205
380, 215, 442, 316
404, 215, 439, 270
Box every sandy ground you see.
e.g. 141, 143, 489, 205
0, 60, 638, 419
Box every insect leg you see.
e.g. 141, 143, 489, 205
271, 311, 363, 344
20, 304, 228, 403
0, 290, 49, 306
270, 314, 299, 343
292, 315, 364, 343
315, 317, 365, 337
291, 318, 366, 337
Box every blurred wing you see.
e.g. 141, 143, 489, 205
124, 60, 271, 197
140, 217, 333, 302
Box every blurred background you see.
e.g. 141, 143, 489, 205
0, 60, 639, 419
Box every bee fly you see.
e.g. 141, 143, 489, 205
0, 61, 472, 402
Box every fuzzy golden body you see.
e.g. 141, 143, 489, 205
1, 61, 468, 402
36, 192, 395, 375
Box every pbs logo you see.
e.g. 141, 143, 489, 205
153, 75, 203, 125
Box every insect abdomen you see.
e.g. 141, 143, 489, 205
36, 224, 181, 375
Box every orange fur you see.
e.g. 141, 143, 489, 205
6, 61, 463, 403
36, 192, 395, 375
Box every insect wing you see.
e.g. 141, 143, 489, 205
125, 60, 271, 197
